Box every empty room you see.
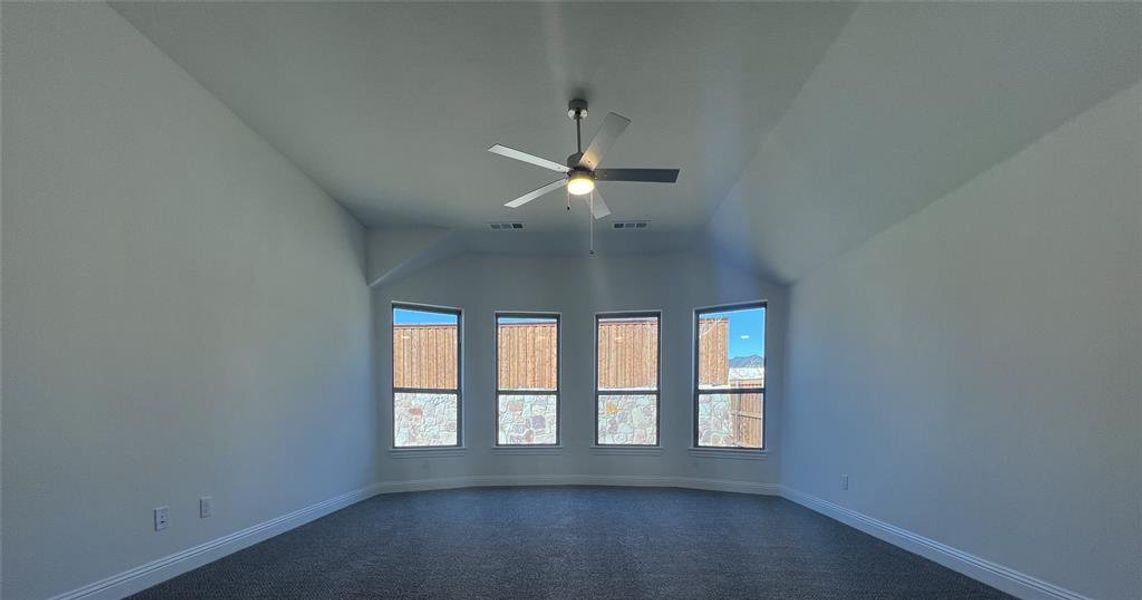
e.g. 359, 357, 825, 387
1, 2, 1139, 599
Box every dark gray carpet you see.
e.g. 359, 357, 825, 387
129, 486, 1010, 599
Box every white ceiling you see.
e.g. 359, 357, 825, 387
111, 2, 855, 232
113, 2, 1140, 281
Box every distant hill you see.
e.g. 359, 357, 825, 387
729, 354, 764, 368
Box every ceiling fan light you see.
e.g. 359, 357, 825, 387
567, 175, 595, 196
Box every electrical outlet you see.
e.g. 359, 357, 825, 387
154, 506, 169, 531
199, 496, 213, 518
841, 474, 850, 490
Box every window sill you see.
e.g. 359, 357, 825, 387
688, 447, 768, 460
589, 445, 664, 456
490, 445, 563, 455
387, 447, 467, 459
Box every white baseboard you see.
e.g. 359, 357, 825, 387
778, 486, 1090, 600
50, 483, 383, 600
376, 474, 780, 496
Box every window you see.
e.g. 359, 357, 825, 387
496, 314, 559, 446
694, 303, 766, 449
595, 313, 660, 446
392, 304, 461, 447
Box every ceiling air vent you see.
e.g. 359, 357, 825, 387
612, 220, 649, 230
489, 222, 524, 230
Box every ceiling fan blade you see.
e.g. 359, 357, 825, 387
489, 144, 571, 173
578, 112, 630, 170
504, 178, 567, 208
589, 191, 611, 220
594, 168, 680, 183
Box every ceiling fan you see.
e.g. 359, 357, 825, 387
489, 99, 680, 219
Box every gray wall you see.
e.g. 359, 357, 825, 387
782, 82, 1141, 600
373, 252, 786, 487
1, 4, 374, 598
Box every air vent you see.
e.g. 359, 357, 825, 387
489, 222, 524, 230
612, 221, 649, 230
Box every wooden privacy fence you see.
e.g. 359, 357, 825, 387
595, 319, 659, 389
393, 320, 669, 390
498, 322, 557, 390
697, 317, 729, 386
393, 324, 458, 389
729, 389, 764, 448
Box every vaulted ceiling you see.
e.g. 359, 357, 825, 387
709, 3, 1141, 281
113, 2, 1140, 282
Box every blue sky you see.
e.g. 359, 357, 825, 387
393, 307, 457, 325
702, 307, 765, 358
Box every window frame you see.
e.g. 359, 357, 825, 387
593, 310, 662, 447
494, 311, 562, 448
391, 301, 463, 449
692, 301, 767, 451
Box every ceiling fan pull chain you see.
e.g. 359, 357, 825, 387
588, 192, 596, 256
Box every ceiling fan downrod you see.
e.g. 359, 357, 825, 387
568, 98, 588, 156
